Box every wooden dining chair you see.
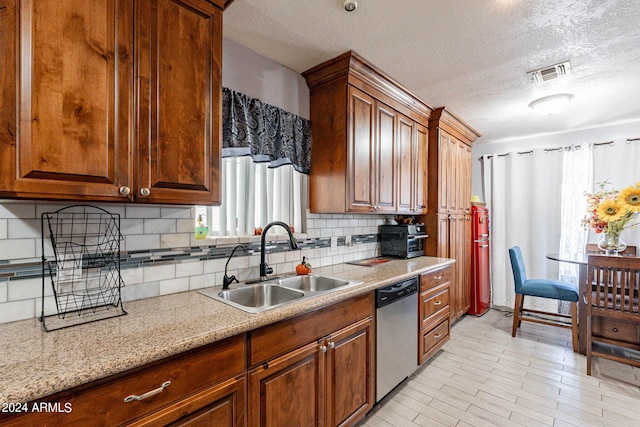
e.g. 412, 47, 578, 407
509, 246, 579, 352
585, 243, 637, 256
586, 254, 640, 375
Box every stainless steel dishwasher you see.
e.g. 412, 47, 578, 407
375, 276, 419, 402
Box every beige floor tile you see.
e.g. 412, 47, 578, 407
359, 309, 640, 427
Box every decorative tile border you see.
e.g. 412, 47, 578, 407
0, 234, 380, 282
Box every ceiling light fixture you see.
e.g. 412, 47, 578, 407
528, 93, 574, 115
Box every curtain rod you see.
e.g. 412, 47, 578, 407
480, 137, 639, 160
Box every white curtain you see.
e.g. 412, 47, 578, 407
591, 141, 640, 247
558, 145, 592, 284
482, 150, 563, 312
203, 157, 307, 236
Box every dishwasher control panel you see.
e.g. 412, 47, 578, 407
375, 276, 419, 308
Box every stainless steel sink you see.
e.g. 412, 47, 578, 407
278, 274, 351, 292
205, 284, 304, 313
199, 274, 362, 313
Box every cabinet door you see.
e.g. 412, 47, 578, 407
460, 142, 473, 215
447, 134, 461, 213
414, 123, 429, 213
136, 0, 221, 204
347, 86, 376, 212
396, 113, 414, 213
249, 341, 325, 427
436, 132, 450, 213
375, 101, 397, 212
130, 375, 246, 427
0, 0, 133, 201
325, 317, 374, 427
436, 214, 450, 258
448, 215, 460, 320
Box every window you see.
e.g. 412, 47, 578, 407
196, 157, 308, 236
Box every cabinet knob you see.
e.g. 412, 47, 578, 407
119, 186, 131, 196
139, 187, 151, 197
319, 345, 327, 353
328, 341, 335, 349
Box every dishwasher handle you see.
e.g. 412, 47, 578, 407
376, 277, 419, 308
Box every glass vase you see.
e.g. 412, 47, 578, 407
597, 229, 627, 256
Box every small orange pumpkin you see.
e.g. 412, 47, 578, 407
296, 256, 312, 275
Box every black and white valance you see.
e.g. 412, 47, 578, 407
222, 87, 311, 174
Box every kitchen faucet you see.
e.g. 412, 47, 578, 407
259, 221, 299, 281
222, 244, 247, 290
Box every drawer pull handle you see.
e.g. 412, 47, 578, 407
434, 333, 442, 339
434, 275, 443, 280
433, 300, 442, 306
124, 381, 171, 403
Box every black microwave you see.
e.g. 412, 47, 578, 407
380, 224, 427, 259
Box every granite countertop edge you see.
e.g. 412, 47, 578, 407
0, 256, 454, 404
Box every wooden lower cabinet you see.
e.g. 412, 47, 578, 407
419, 266, 452, 364
0, 335, 246, 427
131, 374, 246, 427
248, 293, 375, 427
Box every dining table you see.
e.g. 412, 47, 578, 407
547, 252, 640, 354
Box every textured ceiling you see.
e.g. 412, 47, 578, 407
223, 0, 640, 145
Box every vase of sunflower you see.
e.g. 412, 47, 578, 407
582, 181, 640, 256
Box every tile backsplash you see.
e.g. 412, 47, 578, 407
0, 201, 387, 324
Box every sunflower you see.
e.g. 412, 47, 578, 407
596, 199, 627, 222
617, 185, 640, 213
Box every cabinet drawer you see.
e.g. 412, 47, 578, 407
3, 335, 246, 427
419, 319, 449, 365
420, 286, 449, 331
592, 316, 640, 345
420, 266, 451, 292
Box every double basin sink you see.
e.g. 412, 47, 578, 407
200, 274, 362, 313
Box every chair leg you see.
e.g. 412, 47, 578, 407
512, 294, 523, 337
586, 312, 592, 376
570, 301, 578, 353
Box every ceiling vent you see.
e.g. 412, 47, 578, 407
527, 61, 571, 84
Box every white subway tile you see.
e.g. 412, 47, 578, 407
176, 219, 195, 233
0, 239, 35, 260
122, 282, 160, 302
189, 273, 216, 290
326, 219, 339, 228
0, 281, 7, 302
126, 206, 161, 219
286, 250, 302, 263
176, 261, 204, 278
338, 219, 350, 227
125, 234, 160, 251
332, 228, 344, 236
121, 267, 144, 285
161, 233, 190, 248
120, 219, 144, 235
237, 267, 259, 282
161, 207, 193, 219
267, 252, 286, 265
0, 202, 36, 219
144, 219, 176, 234
8, 277, 48, 300
36, 296, 58, 317
203, 258, 227, 274
0, 219, 7, 239
7, 219, 41, 239
143, 264, 176, 282
160, 278, 190, 295
0, 300, 35, 323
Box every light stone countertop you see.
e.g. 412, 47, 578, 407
0, 256, 454, 404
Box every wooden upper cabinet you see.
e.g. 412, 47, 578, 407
414, 122, 428, 213
0, 0, 222, 204
0, 0, 133, 201
396, 113, 414, 213
347, 86, 376, 212
135, 0, 221, 204
303, 51, 432, 214
374, 100, 397, 213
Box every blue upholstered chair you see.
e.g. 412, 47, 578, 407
509, 246, 579, 352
